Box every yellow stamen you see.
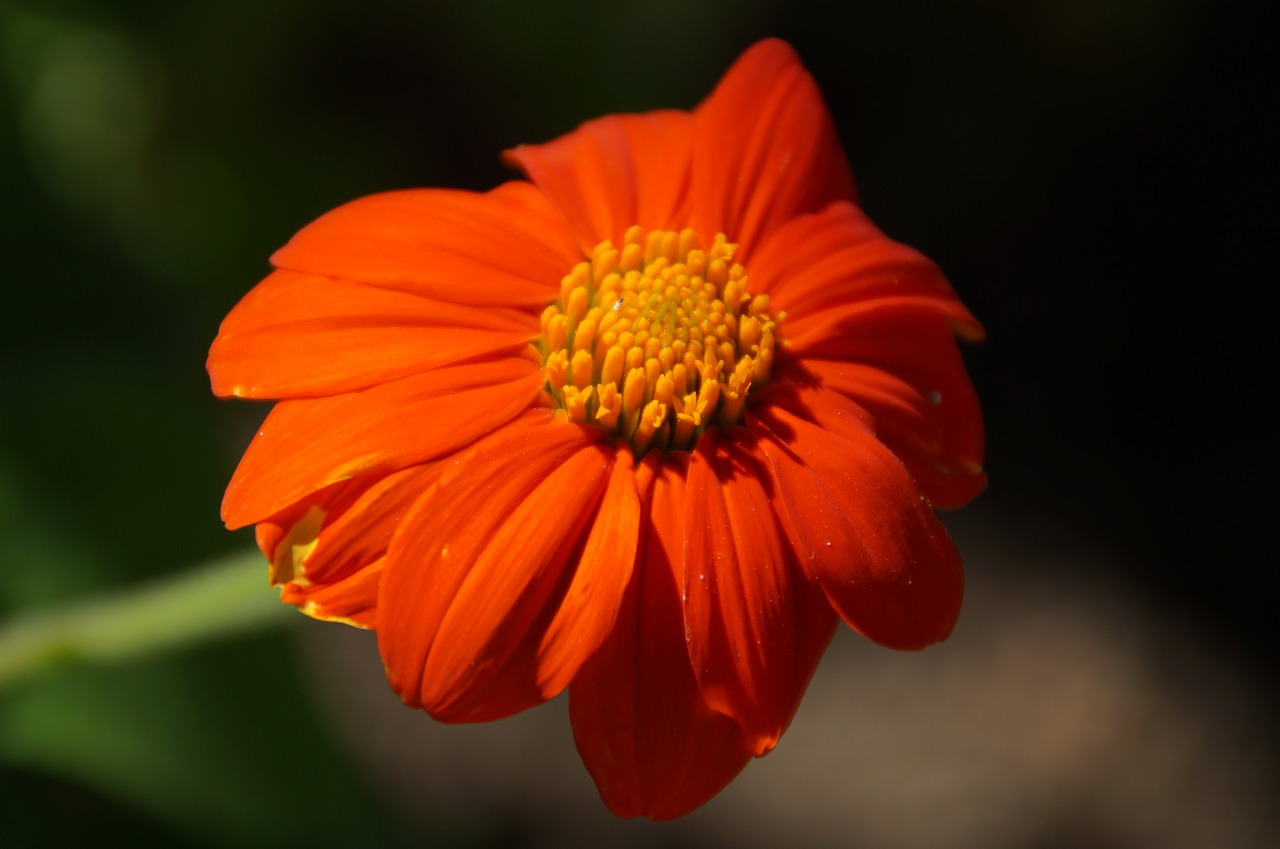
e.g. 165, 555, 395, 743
539, 227, 783, 454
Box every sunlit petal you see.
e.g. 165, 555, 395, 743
690, 39, 857, 254
209, 269, 537, 399
222, 358, 543, 529
504, 111, 693, 253
271, 182, 580, 306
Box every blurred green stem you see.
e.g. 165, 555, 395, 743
0, 550, 291, 691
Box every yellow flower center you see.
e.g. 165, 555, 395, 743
539, 225, 782, 454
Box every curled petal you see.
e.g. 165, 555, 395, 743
254, 463, 445, 628
270, 182, 580, 307
208, 269, 537, 399
570, 453, 754, 820
749, 387, 965, 649
222, 358, 544, 529
504, 111, 694, 253
278, 565, 381, 629
690, 39, 856, 254
377, 419, 617, 723
683, 429, 838, 755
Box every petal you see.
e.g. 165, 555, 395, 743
221, 357, 543, 529
689, 39, 857, 254
535, 443, 640, 697
270, 181, 581, 307
775, 291, 986, 508
376, 419, 613, 723
747, 198, 984, 507
751, 200, 983, 338
683, 428, 838, 756
785, 297, 981, 360
278, 565, 381, 628
799, 358, 986, 508
254, 463, 444, 628
503, 110, 694, 253
748, 386, 966, 649
208, 268, 538, 399
569, 452, 754, 821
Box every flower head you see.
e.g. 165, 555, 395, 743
208, 39, 985, 819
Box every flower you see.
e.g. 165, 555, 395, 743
207, 38, 985, 820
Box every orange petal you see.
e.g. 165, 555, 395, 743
750, 200, 983, 337
279, 561, 382, 629
745, 184, 984, 508
682, 429, 838, 756
786, 297, 982, 359
748, 388, 966, 649
569, 452, 755, 820
503, 110, 694, 254
775, 291, 985, 509
799, 358, 986, 509
208, 269, 537, 399
222, 358, 544, 529
255, 462, 445, 628
270, 182, 581, 307
376, 420, 612, 723
689, 39, 857, 255
535, 443, 640, 698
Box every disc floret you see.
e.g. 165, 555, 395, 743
540, 225, 782, 454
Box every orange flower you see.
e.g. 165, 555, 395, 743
208, 39, 985, 819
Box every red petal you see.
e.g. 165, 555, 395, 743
775, 290, 985, 508
800, 358, 986, 508
682, 429, 838, 756
503, 110, 694, 253
748, 387, 966, 649
376, 420, 612, 723
785, 297, 982, 360
221, 358, 543, 529
751, 200, 983, 337
207, 269, 537, 399
535, 443, 640, 697
689, 39, 857, 255
270, 182, 580, 307
277, 566, 380, 628
746, 195, 984, 507
254, 463, 445, 628
569, 452, 754, 820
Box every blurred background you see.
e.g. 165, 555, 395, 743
1, 0, 1274, 847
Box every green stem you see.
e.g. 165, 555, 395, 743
0, 549, 291, 691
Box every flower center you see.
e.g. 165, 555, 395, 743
539, 225, 782, 454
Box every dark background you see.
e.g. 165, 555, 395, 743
1, 0, 1274, 846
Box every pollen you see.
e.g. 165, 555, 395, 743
539, 226, 783, 453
